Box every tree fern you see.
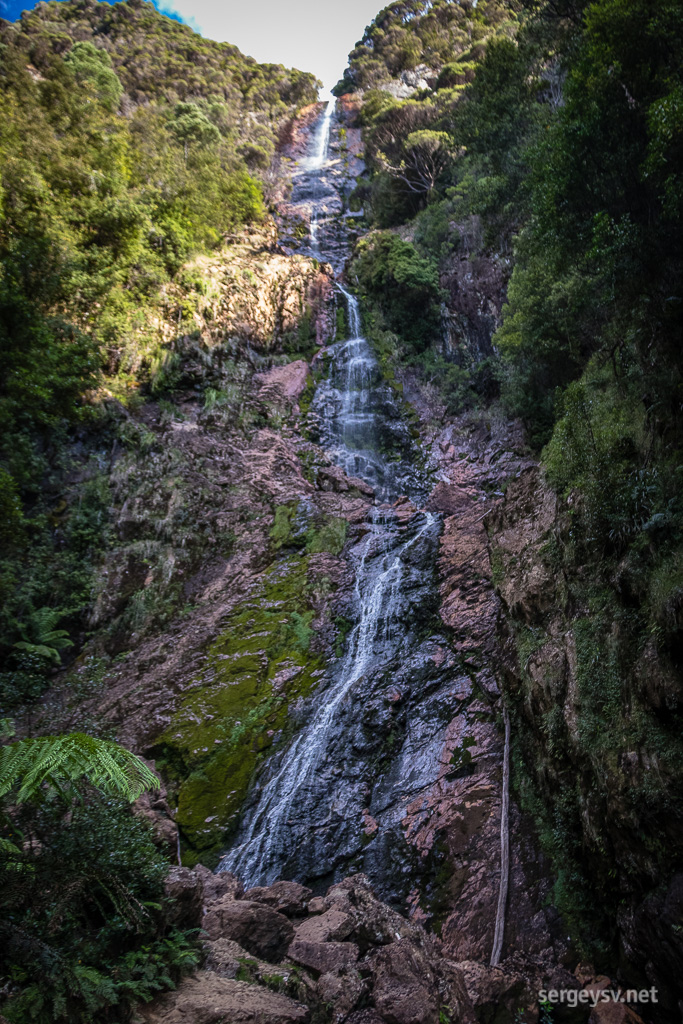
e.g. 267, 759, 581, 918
0, 733, 159, 803
13, 607, 74, 665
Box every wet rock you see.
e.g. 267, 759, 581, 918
347, 475, 375, 498
288, 939, 359, 975
244, 880, 312, 917
202, 899, 294, 962
163, 866, 203, 928
370, 939, 440, 1024
317, 465, 351, 491
345, 1013, 386, 1024
138, 971, 309, 1023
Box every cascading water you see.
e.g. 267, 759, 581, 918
306, 96, 334, 251
312, 286, 424, 502
219, 101, 450, 894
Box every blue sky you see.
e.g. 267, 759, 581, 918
0, 0, 383, 92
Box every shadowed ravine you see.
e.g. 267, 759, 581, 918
218, 105, 449, 891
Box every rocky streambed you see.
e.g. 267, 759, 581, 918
142, 866, 593, 1024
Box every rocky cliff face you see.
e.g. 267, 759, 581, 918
41, 221, 350, 868
487, 469, 683, 1019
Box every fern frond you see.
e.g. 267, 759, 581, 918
0, 834, 27, 870
0, 733, 160, 803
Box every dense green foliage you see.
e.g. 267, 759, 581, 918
0, 11, 318, 1010
0, 729, 196, 1022
0, 731, 160, 804
345, 0, 683, 962
0, 0, 318, 709
353, 232, 440, 350
334, 0, 511, 95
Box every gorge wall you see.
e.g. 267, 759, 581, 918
1, 2, 682, 1023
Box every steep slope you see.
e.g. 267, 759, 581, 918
329, 0, 683, 1016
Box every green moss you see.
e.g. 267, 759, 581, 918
514, 624, 548, 674
270, 504, 296, 549
489, 546, 504, 587
156, 556, 327, 856
335, 304, 348, 342
298, 372, 318, 420
270, 502, 348, 557
333, 615, 353, 657
306, 516, 347, 556
445, 735, 477, 779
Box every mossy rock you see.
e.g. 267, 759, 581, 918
156, 555, 328, 855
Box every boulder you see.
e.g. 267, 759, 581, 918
196, 865, 244, 904
139, 971, 309, 1024
163, 866, 203, 928
425, 481, 473, 515
347, 475, 375, 498
203, 938, 270, 980
294, 908, 354, 944
430, 957, 477, 1024
316, 970, 366, 1022
370, 939, 440, 1024
202, 898, 294, 962
317, 465, 350, 492
589, 1004, 645, 1024
456, 960, 542, 1023
324, 875, 428, 951
288, 939, 359, 975
244, 880, 312, 916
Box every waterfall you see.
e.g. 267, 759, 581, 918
308, 98, 334, 250
218, 100, 440, 887
219, 506, 438, 884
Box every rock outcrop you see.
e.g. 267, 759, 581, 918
487, 467, 683, 1016
144, 870, 653, 1024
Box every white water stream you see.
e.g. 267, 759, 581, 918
307, 97, 334, 250
219, 102, 438, 885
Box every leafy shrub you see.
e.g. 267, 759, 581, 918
352, 232, 440, 351
0, 732, 198, 1022
63, 41, 123, 112
0, 798, 198, 1023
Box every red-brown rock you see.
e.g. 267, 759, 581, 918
294, 908, 354, 943
288, 939, 359, 975
196, 865, 244, 904
244, 880, 312, 916
370, 939, 440, 1024
202, 898, 294, 962
163, 866, 204, 928
316, 969, 366, 1022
